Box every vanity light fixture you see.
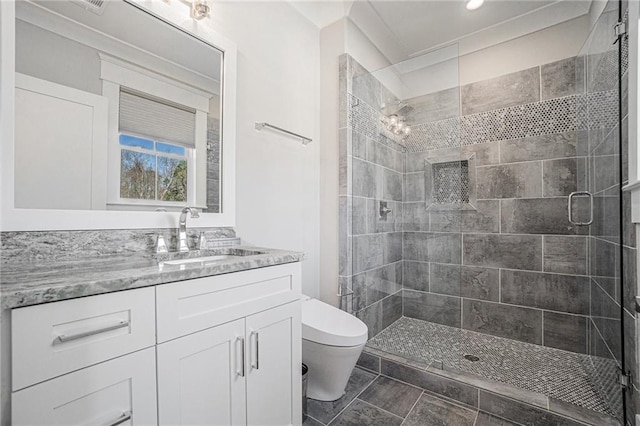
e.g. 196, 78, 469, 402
191, 0, 211, 19
466, 0, 484, 10
382, 114, 411, 139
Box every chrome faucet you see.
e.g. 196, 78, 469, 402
178, 207, 200, 252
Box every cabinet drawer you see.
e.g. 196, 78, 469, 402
12, 287, 155, 391
157, 263, 301, 342
12, 347, 157, 426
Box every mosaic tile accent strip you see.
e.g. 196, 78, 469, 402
367, 317, 618, 416
432, 161, 470, 205
348, 89, 616, 154
347, 95, 406, 150
576, 91, 619, 130
403, 96, 578, 152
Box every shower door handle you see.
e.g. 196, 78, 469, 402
568, 191, 593, 226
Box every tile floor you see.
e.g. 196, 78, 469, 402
367, 317, 617, 416
304, 367, 519, 426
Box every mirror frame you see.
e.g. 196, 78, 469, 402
0, 0, 237, 231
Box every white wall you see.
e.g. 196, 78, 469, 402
206, 2, 321, 297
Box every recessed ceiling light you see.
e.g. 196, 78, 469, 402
466, 0, 484, 10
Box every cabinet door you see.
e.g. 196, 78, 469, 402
157, 318, 247, 426
12, 347, 157, 426
246, 302, 301, 426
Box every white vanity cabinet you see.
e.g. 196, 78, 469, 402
9, 262, 302, 426
156, 263, 302, 426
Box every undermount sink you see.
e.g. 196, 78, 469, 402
159, 248, 266, 266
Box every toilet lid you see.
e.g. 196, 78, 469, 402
302, 299, 368, 347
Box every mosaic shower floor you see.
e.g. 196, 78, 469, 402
367, 317, 619, 416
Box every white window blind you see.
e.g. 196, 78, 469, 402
119, 89, 196, 147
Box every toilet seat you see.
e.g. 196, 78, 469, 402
301, 298, 368, 347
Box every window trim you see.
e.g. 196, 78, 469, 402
100, 54, 210, 210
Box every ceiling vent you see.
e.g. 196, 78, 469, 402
72, 0, 106, 16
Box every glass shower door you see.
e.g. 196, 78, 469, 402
581, 0, 627, 421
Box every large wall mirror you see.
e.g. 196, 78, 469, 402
0, 0, 237, 230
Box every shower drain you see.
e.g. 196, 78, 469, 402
463, 354, 480, 362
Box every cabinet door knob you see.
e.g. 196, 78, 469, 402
236, 336, 245, 377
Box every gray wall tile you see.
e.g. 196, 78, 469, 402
461, 265, 500, 302
543, 158, 587, 197
501, 270, 589, 314
353, 233, 383, 274
429, 263, 460, 297
427, 142, 500, 167
501, 198, 587, 235
383, 169, 403, 201
543, 236, 588, 275
353, 158, 377, 198
591, 195, 620, 240
402, 202, 430, 232
404, 261, 430, 292
380, 359, 479, 407
429, 263, 499, 302
499, 132, 578, 163
430, 200, 499, 233
384, 232, 403, 264
477, 163, 542, 199
541, 57, 578, 100
461, 67, 541, 115
463, 234, 542, 271
356, 292, 402, 338
361, 263, 403, 305
404, 172, 425, 202
351, 197, 367, 235
404, 289, 461, 327
543, 312, 588, 354
405, 87, 460, 124
404, 232, 462, 264
591, 279, 621, 319
462, 299, 543, 344
593, 154, 619, 193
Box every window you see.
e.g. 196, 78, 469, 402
117, 89, 196, 205
119, 134, 188, 202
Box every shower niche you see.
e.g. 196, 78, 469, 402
425, 154, 476, 211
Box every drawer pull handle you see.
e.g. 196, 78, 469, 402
56, 320, 129, 343
106, 411, 132, 426
236, 336, 245, 377
250, 331, 260, 370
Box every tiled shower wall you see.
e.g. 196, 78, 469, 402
401, 58, 599, 354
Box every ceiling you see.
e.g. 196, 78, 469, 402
291, 0, 593, 61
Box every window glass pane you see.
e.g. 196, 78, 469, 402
156, 141, 186, 156
157, 156, 187, 202
119, 134, 154, 150
120, 149, 156, 200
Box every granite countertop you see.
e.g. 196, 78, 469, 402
0, 246, 304, 309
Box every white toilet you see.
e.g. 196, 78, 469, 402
301, 295, 368, 401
